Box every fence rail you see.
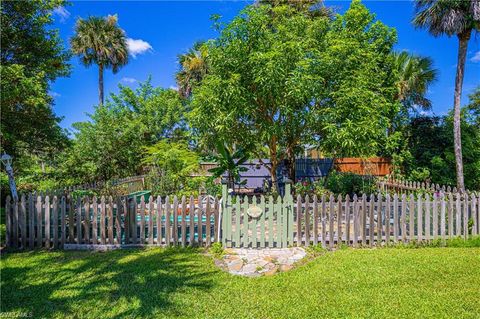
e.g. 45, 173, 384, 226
20, 175, 147, 198
378, 177, 478, 195
4, 192, 479, 250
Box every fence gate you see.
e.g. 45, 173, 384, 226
221, 182, 294, 248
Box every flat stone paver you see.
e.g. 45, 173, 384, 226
217, 247, 306, 277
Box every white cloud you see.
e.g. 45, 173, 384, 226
53, 7, 70, 22
121, 77, 137, 84
169, 85, 178, 91
50, 91, 61, 98
470, 51, 480, 63
126, 38, 153, 58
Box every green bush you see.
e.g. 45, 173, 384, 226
293, 179, 332, 198
326, 171, 377, 196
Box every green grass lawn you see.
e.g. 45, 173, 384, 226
1, 247, 479, 319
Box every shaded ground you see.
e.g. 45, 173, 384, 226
1, 247, 479, 318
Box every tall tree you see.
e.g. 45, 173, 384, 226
314, 0, 397, 158
0, 0, 70, 160
176, 41, 208, 99
70, 15, 128, 105
190, 4, 327, 190
413, 0, 480, 191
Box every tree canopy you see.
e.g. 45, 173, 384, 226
61, 79, 186, 183
0, 0, 70, 162
189, 0, 399, 187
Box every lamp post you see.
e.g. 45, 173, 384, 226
1, 153, 18, 201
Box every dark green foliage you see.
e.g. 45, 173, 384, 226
142, 140, 200, 196
325, 171, 376, 196
61, 79, 187, 184
397, 109, 480, 190
0, 0, 70, 160
293, 179, 332, 197
1, 0, 71, 81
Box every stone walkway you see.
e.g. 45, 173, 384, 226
216, 247, 306, 277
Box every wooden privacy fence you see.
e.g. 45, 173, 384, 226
4, 195, 219, 250
4, 192, 479, 250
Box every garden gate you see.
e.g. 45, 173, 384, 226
221, 182, 295, 248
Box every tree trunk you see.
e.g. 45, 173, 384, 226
269, 139, 279, 193
453, 31, 470, 192
98, 63, 104, 105
286, 146, 296, 183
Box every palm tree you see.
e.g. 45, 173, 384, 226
175, 41, 208, 99
70, 15, 128, 105
413, 0, 480, 191
393, 51, 438, 113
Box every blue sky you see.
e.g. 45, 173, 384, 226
51, 0, 480, 131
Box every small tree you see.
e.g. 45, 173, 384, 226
208, 141, 249, 192
142, 140, 200, 195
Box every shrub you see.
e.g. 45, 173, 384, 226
293, 179, 332, 197
326, 171, 377, 196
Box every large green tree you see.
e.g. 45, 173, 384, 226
0, 0, 70, 163
413, 0, 480, 191
313, 0, 397, 157
70, 15, 129, 105
190, 4, 328, 188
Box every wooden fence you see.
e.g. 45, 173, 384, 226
4, 192, 479, 250
4, 194, 219, 250
335, 157, 392, 176
293, 192, 478, 248
378, 177, 478, 195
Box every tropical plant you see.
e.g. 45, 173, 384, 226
176, 41, 208, 99
412, 0, 480, 191
70, 15, 129, 105
393, 51, 438, 113
325, 171, 377, 196
208, 141, 249, 191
